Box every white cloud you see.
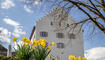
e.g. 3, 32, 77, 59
3, 18, 26, 37
3, 18, 20, 26
33, 1, 39, 5
12, 26, 26, 37
24, 5, 34, 13
33, 0, 41, 5
0, 27, 11, 43
85, 47, 105, 60
1, 0, 15, 9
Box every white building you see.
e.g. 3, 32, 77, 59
30, 6, 84, 60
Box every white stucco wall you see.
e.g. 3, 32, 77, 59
31, 7, 84, 60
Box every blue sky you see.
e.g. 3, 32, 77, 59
0, 0, 105, 60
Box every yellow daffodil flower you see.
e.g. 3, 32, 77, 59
12, 37, 18, 42
33, 40, 37, 43
37, 40, 40, 45
33, 40, 36, 44
69, 55, 76, 60
82, 57, 87, 60
51, 42, 55, 46
78, 56, 81, 60
40, 38, 46, 43
26, 40, 31, 45
24, 42, 28, 47
75, 57, 78, 60
40, 42, 46, 48
47, 46, 51, 51
22, 37, 27, 42
48, 54, 51, 58
32, 40, 38, 46
33, 43, 37, 47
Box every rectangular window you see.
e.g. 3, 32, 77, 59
40, 32, 48, 37
68, 33, 75, 39
57, 43, 64, 48
56, 33, 64, 38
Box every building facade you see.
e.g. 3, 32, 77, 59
0, 44, 7, 56
30, 6, 84, 60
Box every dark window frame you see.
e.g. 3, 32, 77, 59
56, 33, 64, 38
57, 43, 64, 48
68, 33, 75, 39
40, 31, 48, 37
67, 24, 69, 27
50, 22, 53, 26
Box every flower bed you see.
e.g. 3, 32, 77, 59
12, 37, 55, 60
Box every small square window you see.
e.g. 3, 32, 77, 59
40, 32, 48, 37
82, 30, 84, 32
51, 22, 53, 26
59, 23, 61, 26
57, 43, 64, 48
67, 24, 69, 27
56, 33, 64, 38
68, 33, 75, 39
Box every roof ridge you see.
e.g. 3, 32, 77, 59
37, 6, 63, 22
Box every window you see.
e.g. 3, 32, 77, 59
40, 32, 48, 37
59, 23, 61, 26
57, 43, 64, 48
50, 22, 53, 26
68, 33, 75, 39
82, 30, 84, 32
56, 33, 64, 38
67, 24, 69, 27
0, 30, 1, 33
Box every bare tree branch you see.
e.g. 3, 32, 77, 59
63, 0, 105, 34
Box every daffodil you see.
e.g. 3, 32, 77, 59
24, 42, 28, 47
51, 42, 55, 46
69, 55, 76, 60
82, 57, 87, 60
78, 56, 81, 60
48, 54, 51, 58
22, 37, 27, 42
32, 40, 38, 47
33, 44, 37, 47
12, 37, 18, 42
40, 38, 46, 43
26, 39, 31, 45
75, 57, 78, 60
47, 46, 51, 51
40, 42, 46, 48
37, 40, 40, 45
33, 40, 37, 42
